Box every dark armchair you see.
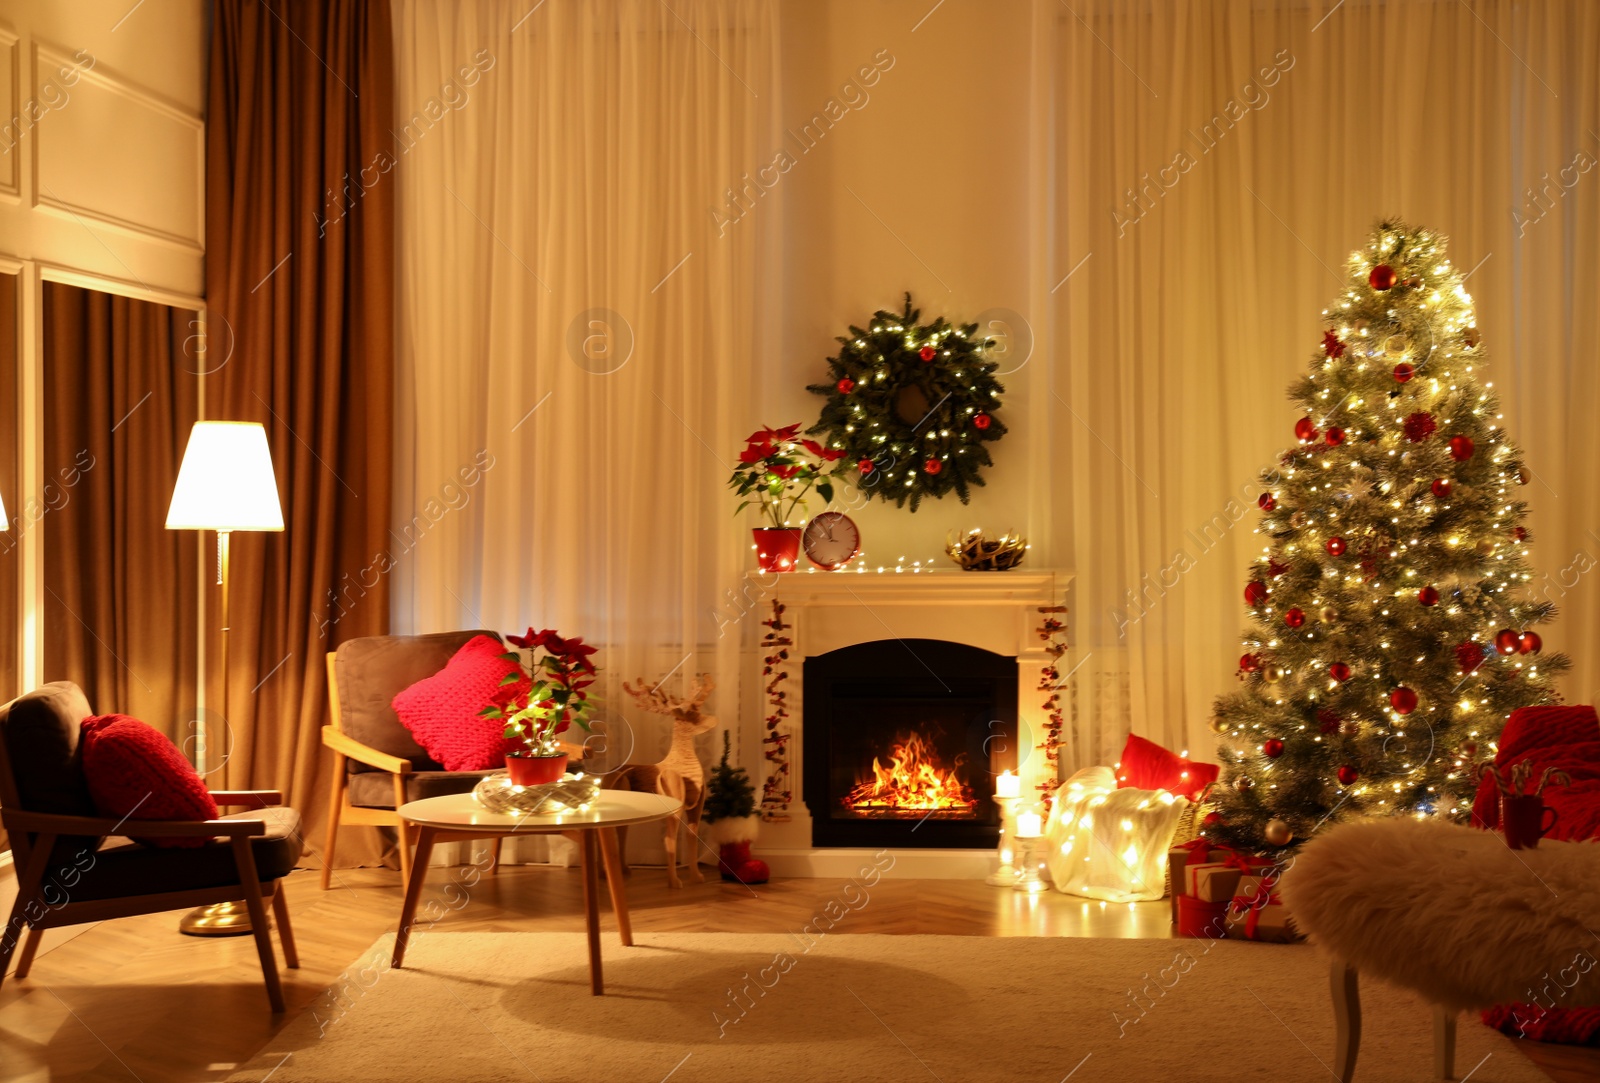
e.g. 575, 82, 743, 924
0, 682, 303, 1011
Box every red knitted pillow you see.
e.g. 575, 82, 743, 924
80, 714, 219, 848
391, 634, 530, 771
1115, 733, 1219, 801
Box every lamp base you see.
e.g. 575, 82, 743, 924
178, 900, 255, 937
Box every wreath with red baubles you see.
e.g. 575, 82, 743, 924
807, 293, 1007, 511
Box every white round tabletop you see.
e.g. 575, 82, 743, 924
397, 789, 682, 833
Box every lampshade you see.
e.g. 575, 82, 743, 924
166, 421, 284, 532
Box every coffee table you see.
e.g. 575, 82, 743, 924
391, 789, 682, 994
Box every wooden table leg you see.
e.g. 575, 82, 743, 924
598, 827, 633, 947
392, 826, 437, 969
581, 831, 603, 995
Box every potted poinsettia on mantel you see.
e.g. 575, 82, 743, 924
482, 628, 598, 787
728, 423, 844, 572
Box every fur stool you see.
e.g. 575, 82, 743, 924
1281, 818, 1600, 1081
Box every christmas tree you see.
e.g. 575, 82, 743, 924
703, 731, 757, 824
1207, 220, 1569, 854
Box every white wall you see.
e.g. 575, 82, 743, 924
775, 0, 1047, 569
0, 0, 206, 296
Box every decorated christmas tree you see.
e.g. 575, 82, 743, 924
1207, 220, 1569, 854
704, 731, 757, 824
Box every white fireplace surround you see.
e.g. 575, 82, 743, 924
741, 568, 1071, 878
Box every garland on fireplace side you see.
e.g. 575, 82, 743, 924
759, 600, 794, 821
1035, 605, 1070, 810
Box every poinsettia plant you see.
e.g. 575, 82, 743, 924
728, 423, 845, 529
481, 628, 598, 757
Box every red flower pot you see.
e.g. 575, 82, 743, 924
717, 840, 770, 884
752, 527, 802, 573
507, 753, 567, 787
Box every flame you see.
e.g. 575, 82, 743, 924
843, 731, 977, 817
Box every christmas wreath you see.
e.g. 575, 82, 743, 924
806, 293, 1006, 511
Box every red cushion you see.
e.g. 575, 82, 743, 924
391, 634, 530, 771
80, 714, 219, 848
1115, 733, 1219, 801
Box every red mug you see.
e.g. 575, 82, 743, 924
1501, 794, 1558, 850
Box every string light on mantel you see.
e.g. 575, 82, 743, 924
1206, 220, 1570, 856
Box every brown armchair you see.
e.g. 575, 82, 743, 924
322, 629, 588, 887
0, 682, 302, 1011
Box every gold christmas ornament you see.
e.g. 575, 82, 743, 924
1263, 664, 1286, 683
1383, 334, 1410, 357
1319, 606, 1339, 623
1211, 716, 1231, 735
1517, 467, 1531, 485
1233, 774, 1255, 793
1264, 818, 1294, 846
945, 529, 1028, 572
1477, 539, 1496, 556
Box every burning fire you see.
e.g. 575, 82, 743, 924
844, 731, 977, 817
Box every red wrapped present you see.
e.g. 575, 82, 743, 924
1224, 873, 1301, 943
1176, 894, 1229, 939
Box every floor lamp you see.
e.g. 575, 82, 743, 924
166, 421, 284, 936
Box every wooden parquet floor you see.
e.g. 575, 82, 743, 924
0, 863, 1593, 1082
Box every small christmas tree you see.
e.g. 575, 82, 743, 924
1208, 220, 1569, 854
704, 731, 756, 824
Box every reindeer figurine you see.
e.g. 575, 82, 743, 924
608, 673, 717, 888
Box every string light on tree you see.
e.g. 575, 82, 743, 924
1205, 220, 1569, 854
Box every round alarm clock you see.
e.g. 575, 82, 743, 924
803, 512, 860, 570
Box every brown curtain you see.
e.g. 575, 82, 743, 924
207, 0, 394, 866
41, 284, 200, 737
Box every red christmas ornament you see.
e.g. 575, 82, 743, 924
1518, 631, 1543, 655
1337, 765, 1359, 786
923, 458, 943, 475
1495, 628, 1521, 655
1326, 536, 1346, 556
1329, 662, 1351, 682
1369, 264, 1398, 290
1284, 608, 1306, 628
1294, 417, 1319, 443
836, 377, 855, 394
973, 412, 992, 430
1258, 493, 1276, 511
1403, 411, 1437, 443
1244, 581, 1269, 606
1455, 641, 1486, 674
1431, 478, 1452, 499
1239, 653, 1262, 673
1321, 330, 1346, 359
1418, 586, 1440, 607
1318, 708, 1343, 734
1202, 811, 1224, 828
918, 345, 936, 361
1267, 558, 1290, 578
1263, 738, 1285, 758
857, 458, 874, 474
1512, 527, 1528, 542
1389, 687, 1418, 715
1449, 435, 1475, 461
1325, 427, 1346, 446
1393, 362, 1414, 383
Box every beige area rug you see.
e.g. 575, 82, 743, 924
230, 932, 1547, 1083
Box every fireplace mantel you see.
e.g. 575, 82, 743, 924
742, 567, 1071, 878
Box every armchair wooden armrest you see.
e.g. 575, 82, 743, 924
2, 809, 269, 838
210, 789, 285, 807
321, 725, 413, 774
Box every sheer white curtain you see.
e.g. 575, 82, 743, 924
391, 0, 778, 858
1042, 0, 1600, 771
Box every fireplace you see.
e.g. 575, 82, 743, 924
803, 638, 1019, 849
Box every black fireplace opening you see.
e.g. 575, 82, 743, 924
803, 638, 1018, 849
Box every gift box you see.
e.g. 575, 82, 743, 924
1176, 894, 1229, 939
1225, 873, 1301, 943
1167, 839, 1232, 923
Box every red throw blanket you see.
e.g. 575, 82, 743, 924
1472, 704, 1600, 1044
